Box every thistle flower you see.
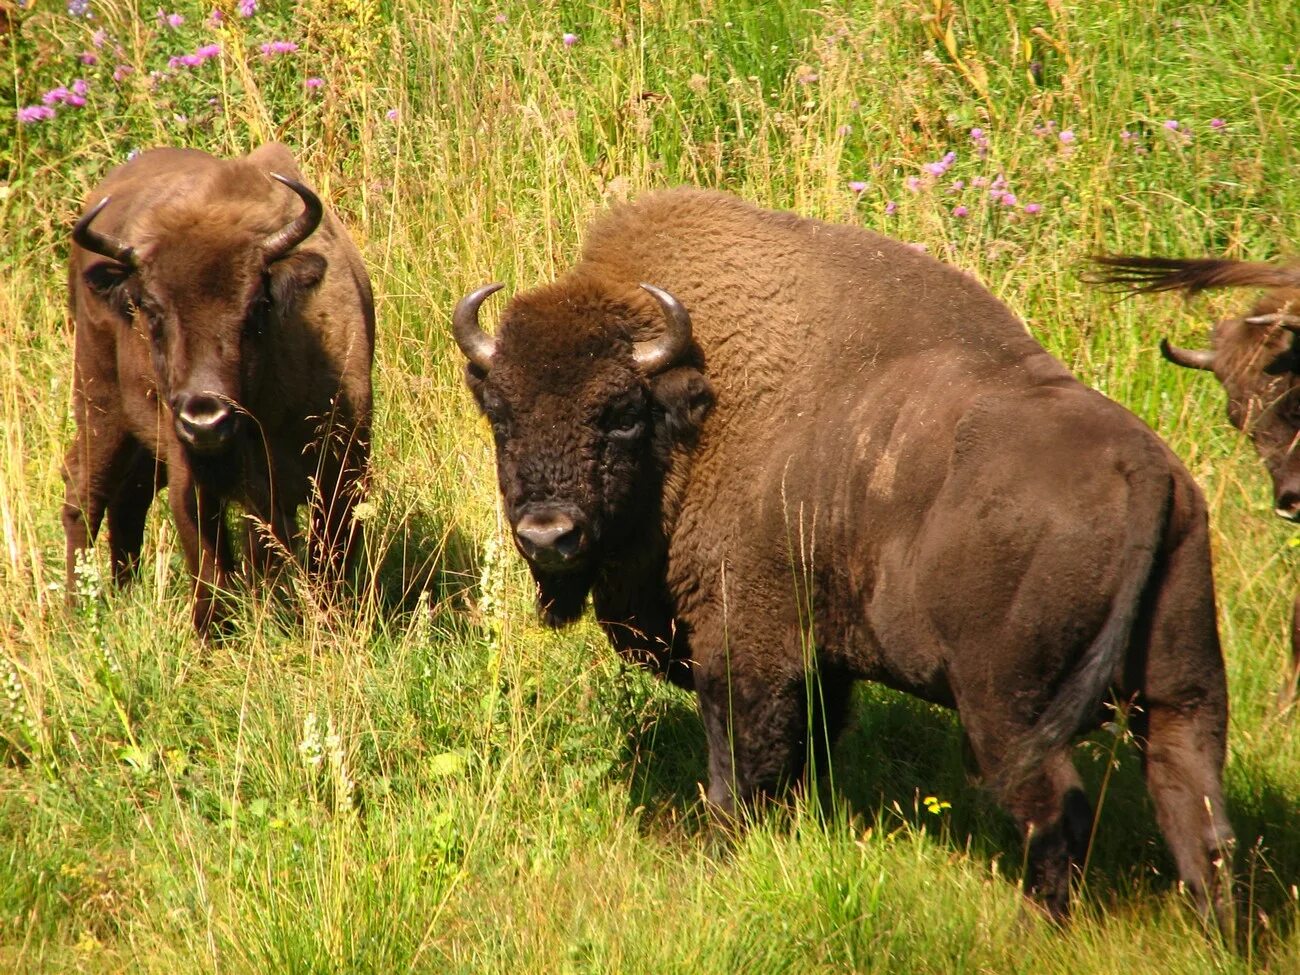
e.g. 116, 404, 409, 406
848, 180, 867, 194
238, 0, 257, 15
1058, 129, 1076, 144
305, 76, 324, 91
952, 205, 969, 218
1163, 119, 1179, 131
1209, 118, 1226, 130
17, 105, 57, 123
259, 40, 299, 56
1023, 203, 1043, 215
92, 28, 107, 47
884, 200, 898, 215
385, 107, 399, 121
67, 0, 92, 17
562, 32, 578, 47
157, 10, 184, 29
113, 64, 133, 82
80, 51, 99, 65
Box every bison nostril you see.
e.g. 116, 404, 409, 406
515, 510, 588, 564
1276, 491, 1300, 521
173, 392, 237, 449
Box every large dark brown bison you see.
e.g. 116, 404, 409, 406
453, 189, 1234, 922
64, 143, 374, 634
1091, 254, 1300, 707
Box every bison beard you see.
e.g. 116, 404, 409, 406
458, 189, 1234, 927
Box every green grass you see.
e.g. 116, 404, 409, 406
4, 0, 1300, 970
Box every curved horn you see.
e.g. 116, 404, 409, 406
453, 283, 503, 371
1246, 312, 1300, 332
634, 283, 693, 374
1159, 337, 1216, 371
72, 197, 136, 267
263, 172, 324, 262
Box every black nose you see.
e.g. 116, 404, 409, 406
515, 508, 589, 568
172, 392, 239, 452
1276, 489, 1300, 521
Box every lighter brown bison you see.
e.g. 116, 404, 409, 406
1091, 254, 1300, 707
64, 143, 374, 634
453, 189, 1234, 923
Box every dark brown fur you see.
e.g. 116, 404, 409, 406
1092, 254, 1300, 707
460, 190, 1233, 923
64, 144, 374, 634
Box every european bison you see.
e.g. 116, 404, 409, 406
64, 143, 374, 635
1091, 254, 1300, 707
453, 189, 1233, 922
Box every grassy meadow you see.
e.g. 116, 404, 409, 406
4, 0, 1300, 970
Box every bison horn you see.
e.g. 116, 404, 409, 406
72, 197, 136, 268
1246, 312, 1300, 332
453, 283, 504, 370
634, 283, 693, 374
1159, 338, 1215, 371
263, 173, 324, 262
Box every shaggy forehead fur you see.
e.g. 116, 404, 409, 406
132, 162, 298, 302
1213, 288, 1300, 391
496, 276, 651, 390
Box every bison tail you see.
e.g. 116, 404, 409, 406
992, 457, 1172, 798
1086, 254, 1300, 296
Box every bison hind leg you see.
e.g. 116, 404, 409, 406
106, 445, 161, 587
968, 727, 1093, 920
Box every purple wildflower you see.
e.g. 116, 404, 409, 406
92, 29, 107, 47
884, 200, 898, 216
113, 64, 133, 82
259, 41, 299, 56
1163, 119, 1179, 130
209, 8, 223, 25
1120, 129, 1134, 142
905, 176, 922, 193
1000, 192, 1017, 207
196, 43, 220, 58
1059, 129, 1075, 144
238, 0, 257, 15
17, 105, 57, 123
953, 205, 969, 218
848, 180, 867, 194
971, 175, 989, 189
837, 124, 852, 137
67, 0, 91, 17
1210, 118, 1226, 130
72, 79, 89, 96
385, 108, 399, 121
42, 87, 69, 106
305, 77, 324, 90
562, 32, 578, 47
80, 51, 98, 65
157, 10, 184, 29
495, 13, 507, 24
1023, 203, 1042, 215
950, 179, 965, 191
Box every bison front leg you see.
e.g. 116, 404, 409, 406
168, 463, 236, 636
63, 421, 150, 596
695, 658, 850, 817
1281, 589, 1300, 712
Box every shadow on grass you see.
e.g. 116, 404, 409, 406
618, 678, 1300, 942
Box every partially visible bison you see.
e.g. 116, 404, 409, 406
1091, 254, 1300, 706
64, 143, 374, 635
453, 189, 1233, 922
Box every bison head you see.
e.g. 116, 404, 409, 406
1163, 309, 1300, 520
453, 278, 713, 626
74, 174, 327, 455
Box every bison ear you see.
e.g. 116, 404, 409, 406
267, 251, 327, 315
650, 366, 714, 443
82, 260, 138, 319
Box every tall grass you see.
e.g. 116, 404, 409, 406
3, 1, 1299, 971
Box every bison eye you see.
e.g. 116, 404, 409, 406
603, 405, 644, 442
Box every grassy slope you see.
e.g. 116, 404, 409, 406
2, 1, 1299, 971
